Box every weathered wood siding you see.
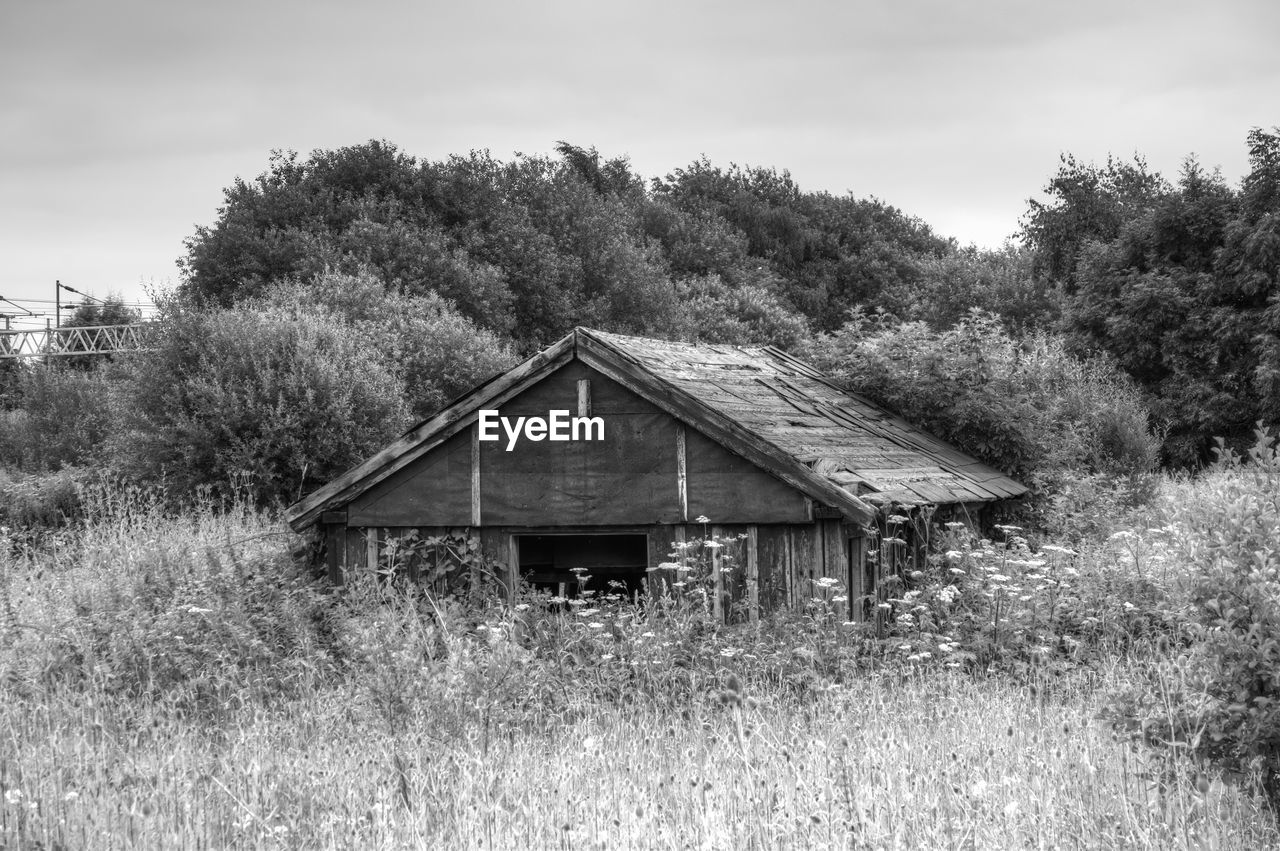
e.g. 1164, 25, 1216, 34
325, 519, 866, 622
341, 361, 812, 529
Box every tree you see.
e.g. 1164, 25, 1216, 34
254, 270, 519, 420
110, 300, 410, 504
1016, 131, 1280, 464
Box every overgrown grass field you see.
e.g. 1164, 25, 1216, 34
2, 473, 1278, 849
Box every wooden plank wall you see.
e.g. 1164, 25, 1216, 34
326, 521, 867, 623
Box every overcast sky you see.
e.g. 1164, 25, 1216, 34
1, 0, 1276, 317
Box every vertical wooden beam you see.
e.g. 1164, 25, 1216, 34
366, 527, 378, 573
778, 527, 788, 606
822, 519, 847, 619
507, 533, 520, 605
675, 424, 688, 522
470, 423, 481, 527
848, 534, 866, 623
746, 525, 759, 624
711, 524, 723, 625
324, 524, 342, 585
577, 378, 591, 417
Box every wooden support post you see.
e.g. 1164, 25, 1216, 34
711, 525, 723, 625
470, 424, 481, 527
325, 524, 342, 585
577, 378, 591, 417
783, 529, 794, 611
507, 534, 519, 605
675, 423, 688, 522
366, 527, 378, 573
849, 535, 866, 623
746, 525, 759, 624
671, 525, 686, 599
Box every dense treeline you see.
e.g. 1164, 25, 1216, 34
1, 130, 1277, 512
1023, 128, 1280, 465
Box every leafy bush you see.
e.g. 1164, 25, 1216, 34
0, 467, 89, 532
1107, 427, 1280, 807
856, 520, 1183, 675
13, 488, 337, 716
804, 310, 1161, 535
254, 270, 519, 419
0, 365, 116, 471
109, 300, 409, 505
666, 273, 811, 348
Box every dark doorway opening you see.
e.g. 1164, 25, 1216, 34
516, 533, 648, 598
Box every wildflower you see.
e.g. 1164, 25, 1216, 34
831, 595, 848, 603
63, 790, 79, 802
815, 577, 839, 587
695, 515, 710, 524
944, 550, 964, 559
577, 608, 600, 617
1123, 602, 1136, 611
989, 574, 1010, 582
887, 514, 911, 524
949, 568, 966, 576
185, 605, 212, 614
877, 603, 892, 611
657, 562, 681, 570
600, 653, 614, 661
944, 521, 965, 530
514, 603, 530, 612
4, 789, 21, 805
703, 540, 723, 549
549, 596, 567, 604
641, 631, 655, 638
1040, 545, 1077, 555
587, 622, 605, 629
882, 537, 906, 545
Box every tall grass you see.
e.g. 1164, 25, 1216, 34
2, 489, 1277, 848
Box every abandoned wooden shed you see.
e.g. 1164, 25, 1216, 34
285, 327, 1027, 621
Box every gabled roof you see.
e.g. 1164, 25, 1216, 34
585, 329, 1028, 507
285, 328, 1026, 531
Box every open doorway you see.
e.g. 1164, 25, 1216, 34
515, 533, 648, 599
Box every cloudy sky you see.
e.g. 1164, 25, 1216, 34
1, 0, 1276, 320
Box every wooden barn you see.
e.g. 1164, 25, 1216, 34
285, 328, 1026, 621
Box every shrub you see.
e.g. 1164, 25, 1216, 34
803, 310, 1161, 535
18, 488, 337, 716
254, 270, 519, 419
109, 300, 409, 505
0, 365, 116, 472
0, 467, 89, 532
1107, 427, 1280, 807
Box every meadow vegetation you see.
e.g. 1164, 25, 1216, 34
1, 131, 1278, 846
3, 444, 1280, 848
